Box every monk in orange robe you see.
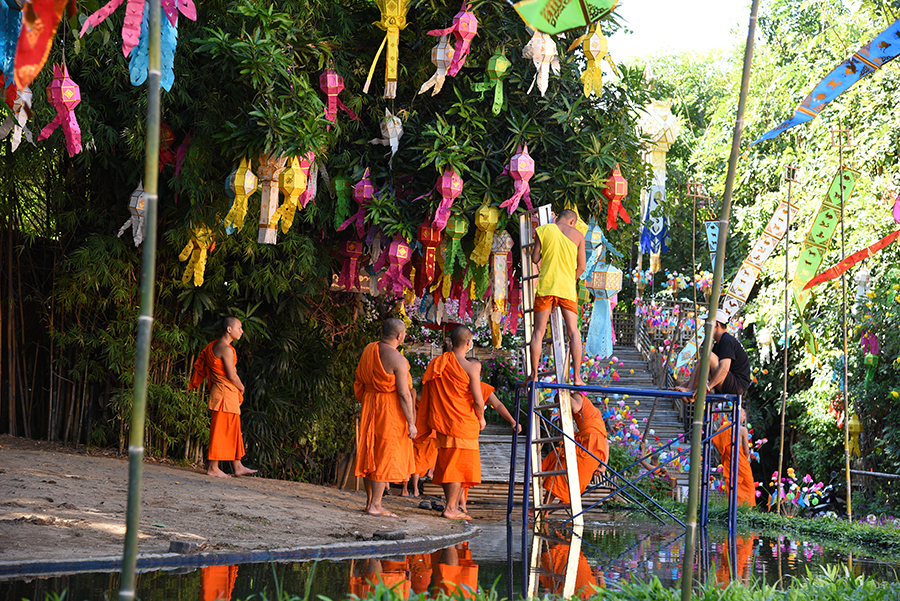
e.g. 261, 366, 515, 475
353, 318, 417, 517
349, 558, 410, 598
541, 392, 608, 505
715, 535, 756, 585
417, 326, 485, 520
712, 409, 756, 507
539, 528, 603, 599
200, 564, 238, 601
189, 316, 257, 478
401, 391, 436, 498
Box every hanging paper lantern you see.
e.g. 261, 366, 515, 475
470, 205, 500, 267
581, 218, 605, 279
363, 0, 410, 98
270, 156, 309, 234
432, 167, 463, 231
586, 263, 623, 300
864, 352, 879, 386
416, 223, 442, 293
470, 51, 510, 115
117, 181, 147, 247
603, 163, 630, 230
319, 67, 358, 127
441, 214, 468, 298
505, 275, 522, 335
570, 22, 609, 98
297, 150, 329, 209
490, 230, 514, 348
418, 35, 455, 96
369, 108, 403, 167
222, 158, 258, 235
500, 144, 534, 214
426, 1, 477, 78
848, 413, 862, 458
333, 176, 352, 230
337, 238, 364, 291
37, 64, 81, 156
14, 0, 67, 89
0, 81, 33, 150
522, 31, 559, 97
379, 238, 414, 297
338, 168, 375, 239
179, 223, 213, 287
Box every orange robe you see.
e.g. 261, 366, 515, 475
189, 341, 244, 461
200, 565, 238, 601
712, 421, 756, 507
715, 535, 755, 585
408, 553, 434, 596
541, 396, 608, 504
540, 543, 601, 599
419, 352, 481, 487
353, 342, 415, 482
349, 560, 410, 598
435, 543, 479, 599
413, 393, 438, 477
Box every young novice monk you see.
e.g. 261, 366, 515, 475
712, 408, 755, 507
417, 325, 485, 520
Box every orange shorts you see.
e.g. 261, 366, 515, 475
533, 294, 577, 314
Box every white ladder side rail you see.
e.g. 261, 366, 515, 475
518, 206, 583, 529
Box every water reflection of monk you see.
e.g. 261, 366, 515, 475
715, 536, 755, 585
434, 542, 479, 599
349, 558, 411, 598
538, 528, 605, 598
200, 565, 238, 601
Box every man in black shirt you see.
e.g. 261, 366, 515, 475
676, 308, 752, 397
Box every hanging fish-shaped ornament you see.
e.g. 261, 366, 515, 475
470, 52, 510, 115
319, 68, 359, 127
426, 1, 477, 77
117, 181, 147, 247
337, 168, 376, 239
222, 158, 258, 235
363, 0, 410, 98
568, 22, 614, 98
0, 81, 34, 151
379, 238, 414, 297
522, 31, 559, 97
500, 144, 534, 214
179, 223, 213, 286
432, 167, 463, 231
37, 64, 81, 156
418, 35, 454, 96
369, 108, 403, 167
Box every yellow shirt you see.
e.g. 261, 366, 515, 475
536, 223, 578, 302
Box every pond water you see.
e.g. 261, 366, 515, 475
2, 513, 898, 601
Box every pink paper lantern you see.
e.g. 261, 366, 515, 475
500, 144, 534, 214
432, 167, 463, 231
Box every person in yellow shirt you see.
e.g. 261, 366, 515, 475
529, 209, 587, 386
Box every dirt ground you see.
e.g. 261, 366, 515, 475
0, 435, 470, 565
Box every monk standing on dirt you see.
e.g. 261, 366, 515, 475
189, 316, 257, 478
354, 318, 417, 517
529, 209, 587, 386
418, 326, 485, 520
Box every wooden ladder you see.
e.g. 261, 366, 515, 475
519, 206, 585, 598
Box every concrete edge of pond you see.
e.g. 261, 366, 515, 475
0, 523, 481, 581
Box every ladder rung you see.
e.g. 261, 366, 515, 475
522, 308, 534, 313
532, 436, 563, 444
533, 469, 567, 477
534, 402, 560, 411
535, 502, 571, 512
522, 274, 539, 281
521, 242, 537, 248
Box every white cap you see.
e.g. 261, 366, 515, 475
700, 308, 730, 325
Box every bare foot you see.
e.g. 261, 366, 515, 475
400, 489, 410, 497
207, 468, 231, 478
412, 491, 420, 498
233, 467, 258, 477
367, 508, 399, 517
442, 508, 471, 520
574, 378, 585, 387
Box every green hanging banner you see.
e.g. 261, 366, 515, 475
793, 167, 858, 311
514, 0, 618, 35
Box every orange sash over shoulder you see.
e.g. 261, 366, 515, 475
712, 421, 756, 507
419, 352, 479, 441
542, 396, 608, 504
189, 341, 242, 414
353, 342, 415, 482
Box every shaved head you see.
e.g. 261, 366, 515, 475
449, 325, 473, 349
382, 318, 406, 340
557, 209, 577, 222
222, 315, 241, 335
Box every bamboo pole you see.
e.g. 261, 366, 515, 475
7, 218, 16, 437
777, 169, 794, 515
838, 135, 853, 523
680, 1, 759, 598
119, 0, 161, 595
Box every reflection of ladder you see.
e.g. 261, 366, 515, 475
527, 524, 585, 598
518, 205, 584, 529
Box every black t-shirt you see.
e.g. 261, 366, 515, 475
712, 332, 752, 390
